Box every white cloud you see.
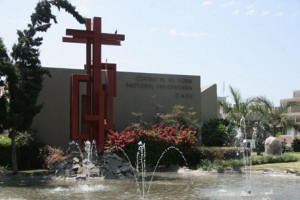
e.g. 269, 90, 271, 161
291, 12, 299, 16
231, 9, 240, 15
222, 1, 240, 8
245, 5, 255, 16
168, 29, 209, 38
276, 12, 284, 17
202, 0, 213, 7
260, 10, 270, 17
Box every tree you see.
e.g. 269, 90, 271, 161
161, 105, 200, 130
0, 0, 85, 174
219, 85, 255, 125
202, 118, 236, 146
254, 96, 300, 136
219, 85, 300, 138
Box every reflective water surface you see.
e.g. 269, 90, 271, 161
0, 171, 299, 200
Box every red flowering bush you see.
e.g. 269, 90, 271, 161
40, 145, 67, 169
106, 125, 197, 167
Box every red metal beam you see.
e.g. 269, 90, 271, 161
63, 37, 122, 46
65, 30, 125, 42
70, 74, 90, 141
66, 17, 124, 151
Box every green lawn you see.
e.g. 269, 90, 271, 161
250, 151, 300, 171
251, 161, 300, 171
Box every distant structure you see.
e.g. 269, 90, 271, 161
279, 89, 300, 146
201, 84, 218, 123
280, 90, 300, 131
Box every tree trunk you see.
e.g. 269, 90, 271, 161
10, 129, 18, 175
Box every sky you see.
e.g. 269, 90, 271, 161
1, 0, 300, 106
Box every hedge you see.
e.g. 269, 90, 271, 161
199, 147, 251, 161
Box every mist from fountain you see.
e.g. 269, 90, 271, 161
83, 140, 97, 183
235, 116, 252, 194
2, 131, 300, 199
117, 141, 188, 199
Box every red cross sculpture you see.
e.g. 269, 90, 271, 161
63, 17, 125, 151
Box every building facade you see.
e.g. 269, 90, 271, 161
31, 67, 218, 148
279, 90, 300, 146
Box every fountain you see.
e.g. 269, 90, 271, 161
1, 166, 299, 199
235, 116, 253, 194
1, 123, 299, 199
53, 140, 136, 180
1, 137, 300, 199
116, 141, 188, 199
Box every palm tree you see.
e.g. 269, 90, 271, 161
219, 85, 255, 124
254, 96, 300, 136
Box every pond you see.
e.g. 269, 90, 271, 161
0, 170, 299, 199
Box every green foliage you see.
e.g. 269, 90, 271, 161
161, 105, 200, 130
0, 132, 44, 170
0, 132, 11, 146
199, 159, 243, 171
255, 136, 265, 154
202, 118, 236, 147
287, 152, 300, 160
219, 85, 300, 137
0, 0, 85, 131
183, 148, 202, 169
200, 152, 297, 171
275, 132, 283, 138
199, 147, 249, 161
199, 159, 213, 171
218, 85, 255, 123
251, 154, 298, 165
0, 0, 84, 173
212, 159, 243, 170
0, 133, 11, 168
0, 165, 8, 173
291, 138, 300, 152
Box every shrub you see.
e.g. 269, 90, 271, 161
202, 118, 236, 147
200, 159, 213, 171
0, 165, 8, 173
211, 159, 243, 170
106, 125, 197, 168
0, 132, 44, 170
251, 154, 297, 165
40, 145, 67, 169
17, 132, 44, 169
0, 133, 11, 167
201, 154, 297, 171
199, 147, 250, 161
161, 105, 200, 130
291, 138, 300, 152
275, 132, 283, 138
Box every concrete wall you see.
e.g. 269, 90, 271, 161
114, 72, 201, 131
201, 84, 218, 123
31, 68, 83, 148
32, 68, 202, 148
